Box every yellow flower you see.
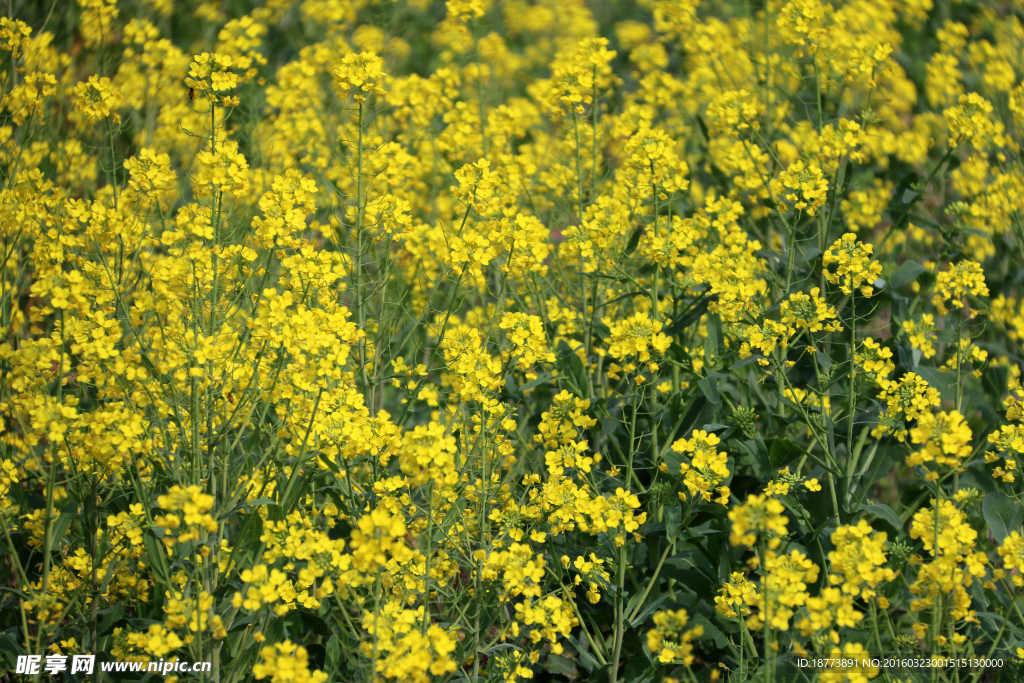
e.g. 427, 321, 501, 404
186, 52, 240, 99
823, 233, 882, 297
253, 640, 328, 683
944, 93, 1007, 147
729, 494, 788, 548
621, 127, 689, 194
0, 17, 32, 57
906, 410, 973, 473
334, 51, 387, 102
771, 160, 828, 215
706, 89, 763, 138
607, 312, 672, 363
780, 287, 843, 333
748, 549, 819, 631
932, 260, 988, 315
999, 531, 1024, 573
672, 430, 730, 504
446, 0, 486, 22
828, 520, 896, 599
73, 75, 122, 121
195, 140, 250, 198
501, 313, 555, 368
647, 609, 703, 664
910, 498, 977, 557
715, 572, 758, 618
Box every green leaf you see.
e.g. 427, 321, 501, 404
914, 366, 955, 403
705, 313, 722, 364
662, 548, 702, 572
580, 271, 627, 282
556, 340, 587, 393
624, 227, 643, 256
983, 492, 1023, 544
601, 416, 619, 436
629, 592, 677, 628
888, 173, 923, 230
731, 437, 772, 481
695, 115, 711, 141
697, 375, 719, 404
0, 632, 22, 667
50, 506, 77, 546
897, 342, 921, 371
519, 374, 552, 391
889, 260, 927, 289
98, 603, 125, 637
664, 294, 717, 336
860, 503, 903, 533
600, 291, 648, 310
779, 495, 809, 532
908, 214, 941, 231
297, 611, 332, 637
622, 628, 654, 678
224, 513, 264, 577
664, 448, 686, 475
749, 437, 772, 481
545, 654, 577, 677
326, 635, 340, 673
768, 439, 803, 467
665, 505, 682, 540
568, 636, 603, 674
730, 355, 763, 369
686, 612, 730, 649
143, 530, 172, 586
622, 658, 654, 683
127, 618, 161, 630
974, 611, 1024, 636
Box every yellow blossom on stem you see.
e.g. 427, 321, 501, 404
729, 494, 788, 549
334, 52, 387, 102
823, 233, 882, 297
771, 160, 828, 215
74, 75, 122, 122
932, 260, 988, 315
647, 609, 703, 664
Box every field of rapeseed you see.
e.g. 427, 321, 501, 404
2, 0, 1024, 681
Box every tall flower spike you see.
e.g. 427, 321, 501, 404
186, 53, 239, 101
74, 75, 122, 122
822, 233, 882, 297
932, 260, 988, 316
334, 52, 388, 103
771, 160, 829, 216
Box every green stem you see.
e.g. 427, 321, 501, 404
609, 544, 627, 683
846, 288, 857, 505
759, 539, 773, 683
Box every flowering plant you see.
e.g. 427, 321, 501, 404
2, 1, 1024, 683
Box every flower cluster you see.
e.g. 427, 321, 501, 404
73, 75, 122, 121
823, 233, 882, 297
932, 260, 989, 315
771, 161, 829, 215
671, 430, 730, 505
1, 1, 1022, 682
647, 609, 704, 664
334, 52, 387, 103
186, 52, 239, 101
729, 494, 788, 549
